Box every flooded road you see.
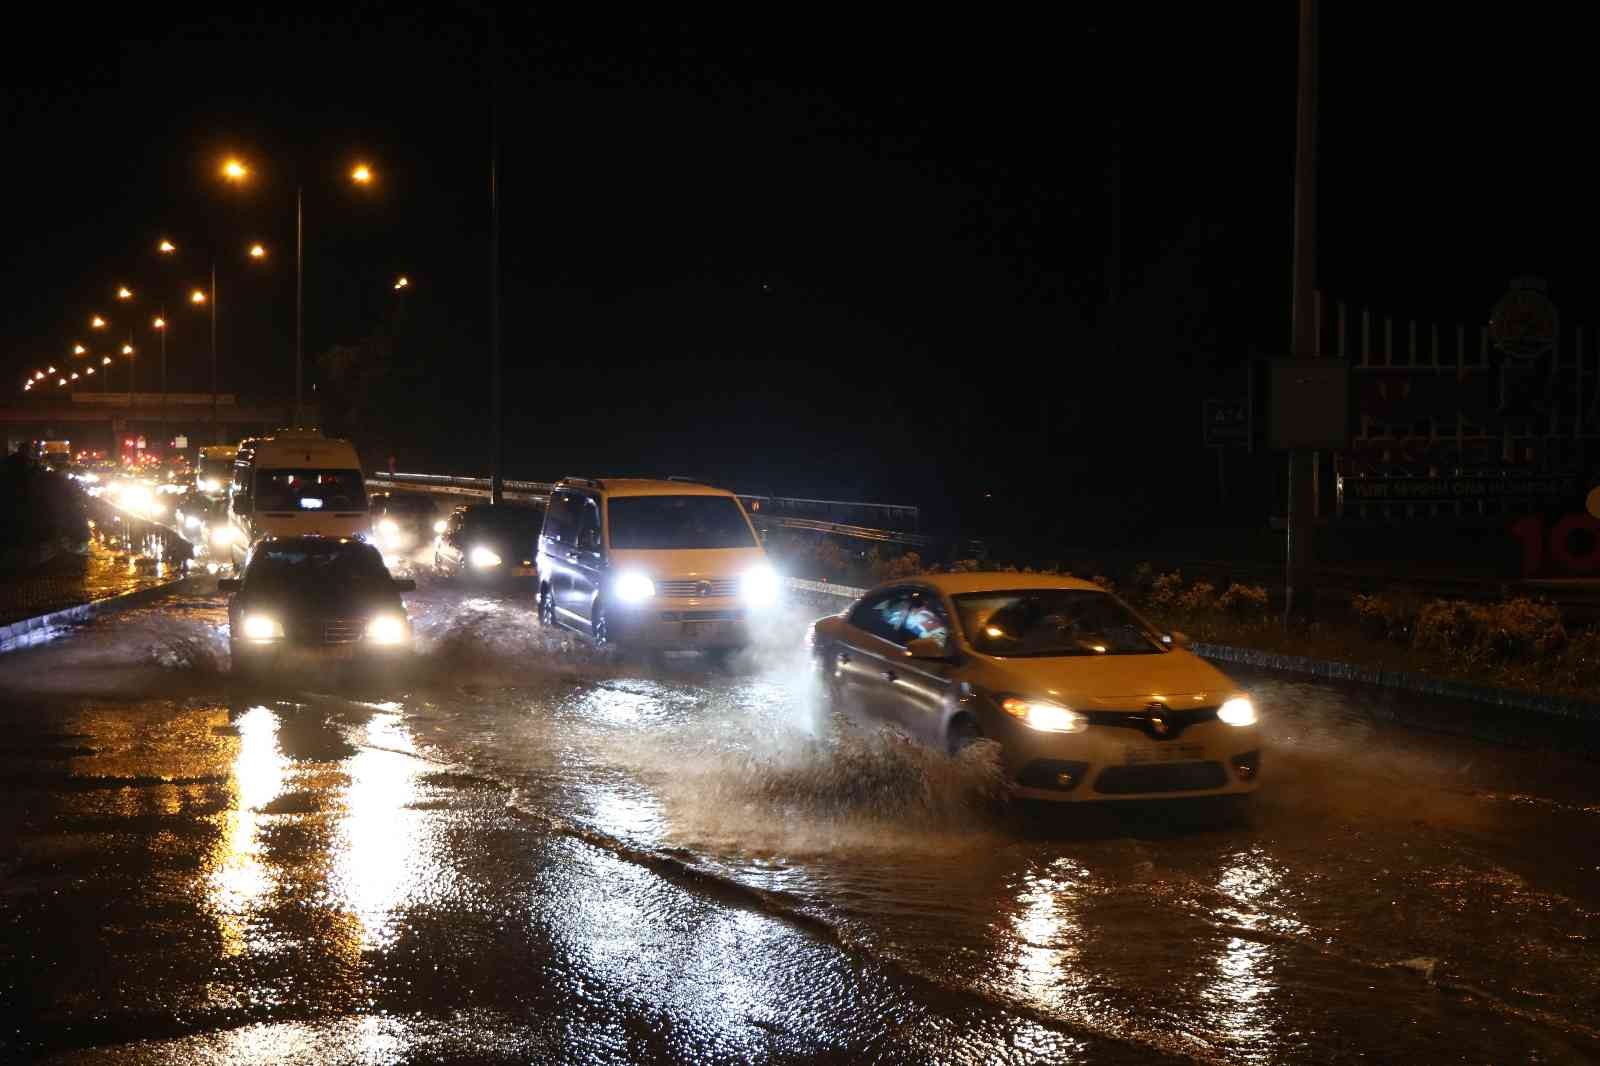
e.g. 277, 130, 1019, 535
2, 575, 1597, 1063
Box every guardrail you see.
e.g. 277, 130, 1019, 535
367, 472, 935, 547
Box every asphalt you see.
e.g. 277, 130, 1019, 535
2, 574, 1598, 1064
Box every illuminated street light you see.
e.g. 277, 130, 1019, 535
73, 344, 87, 355
101, 356, 112, 365
34, 371, 44, 380
85, 367, 94, 375
351, 163, 373, 184
249, 243, 266, 259
58, 378, 66, 386
159, 239, 177, 254
70, 372, 79, 380
47, 366, 56, 374
222, 158, 249, 181
153, 316, 166, 329
394, 275, 409, 290
91, 315, 106, 329
122, 344, 134, 355
190, 289, 207, 304
117, 286, 133, 300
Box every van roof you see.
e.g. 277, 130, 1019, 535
242, 435, 362, 465
561, 477, 734, 498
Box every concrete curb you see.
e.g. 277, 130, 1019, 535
783, 577, 1600, 723
0, 574, 197, 654
1192, 640, 1600, 722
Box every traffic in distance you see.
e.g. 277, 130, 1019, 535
66, 428, 1264, 805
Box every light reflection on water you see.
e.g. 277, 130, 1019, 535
332, 710, 433, 951
210, 704, 287, 957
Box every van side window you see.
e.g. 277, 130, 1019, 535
544, 492, 581, 545
576, 498, 601, 549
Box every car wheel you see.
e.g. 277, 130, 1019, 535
947, 715, 982, 756
538, 583, 557, 628
591, 604, 609, 647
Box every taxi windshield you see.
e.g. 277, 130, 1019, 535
953, 589, 1168, 657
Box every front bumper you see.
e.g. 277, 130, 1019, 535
231, 639, 414, 671
606, 597, 755, 649
989, 713, 1263, 802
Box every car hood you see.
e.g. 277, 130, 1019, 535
970, 648, 1240, 708
605, 546, 768, 579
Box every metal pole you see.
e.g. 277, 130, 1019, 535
160, 308, 167, 443
211, 259, 219, 445
1285, 0, 1319, 626
489, 28, 504, 506
296, 183, 304, 428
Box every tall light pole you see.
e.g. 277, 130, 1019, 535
153, 314, 167, 440
221, 156, 373, 428
489, 17, 504, 506
1285, 0, 1320, 624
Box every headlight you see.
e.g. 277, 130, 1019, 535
1001, 697, 1088, 734
1218, 696, 1257, 727
240, 614, 283, 640
469, 545, 502, 568
366, 614, 408, 645
613, 571, 655, 603
433, 519, 448, 534
740, 564, 781, 607
210, 525, 239, 548
378, 517, 399, 536
198, 478, 221, 493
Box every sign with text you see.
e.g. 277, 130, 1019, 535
1202, 398, 1249, 447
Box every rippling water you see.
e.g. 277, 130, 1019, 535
6, 577, 1598, 1063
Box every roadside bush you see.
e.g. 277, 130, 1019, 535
874, 551, 925, 581
1414, 597, 1565, 663
1146, 570, 1185, 610
1177, 580, 1217, 614
947, 558, 983, 573
1128, 562, 1156, 601
1217, 582, 1269, 618
1544, 628, 1600, 692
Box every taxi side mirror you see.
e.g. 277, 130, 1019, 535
905, 635, 951, 660
217, 578, 241, 592
392, 578, 417, 592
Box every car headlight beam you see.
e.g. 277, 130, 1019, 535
613, 571, 655, 603
740, 564, 781, 607
469, 545, 502, 568
366, 614, 408, 645
240, 614, 283, 640
1218, 696, 1257, 727
1001, 697, 1087, 734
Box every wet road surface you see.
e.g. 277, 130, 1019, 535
2, 571, 1597, 1064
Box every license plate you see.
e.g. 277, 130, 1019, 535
1124, 742, 1203, 765
512, 566, 536, 577
325, 644, 358, 660
681, 621, 727, 639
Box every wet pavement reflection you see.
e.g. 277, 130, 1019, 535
1, 574, 1597, 1063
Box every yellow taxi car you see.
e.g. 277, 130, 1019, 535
808, 572, 1262, 802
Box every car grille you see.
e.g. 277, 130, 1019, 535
658, 610, 744, 622
656, 579, 739, 598
1093, 761, 1229, 794
322, 619, 362, 644
1085, 706, 1218, 740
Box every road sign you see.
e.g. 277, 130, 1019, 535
1202, 398, 1249, 447
1490, 277, 1557, 359
135, 437, 146, 450
1269, 359, 1350, 450
173, 435, 189, 449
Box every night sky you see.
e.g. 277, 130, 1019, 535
4, 7, 1592, 529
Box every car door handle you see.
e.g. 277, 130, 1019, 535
883, 669, 898, 683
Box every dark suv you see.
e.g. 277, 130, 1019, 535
220, 536, 416, 676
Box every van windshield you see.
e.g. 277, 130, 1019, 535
606, 495, 756, 550
255, 469, 366, 513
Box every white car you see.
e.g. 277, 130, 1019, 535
808, 573, 1262, 802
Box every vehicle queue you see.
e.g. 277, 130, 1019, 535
159, 428, 1263, 807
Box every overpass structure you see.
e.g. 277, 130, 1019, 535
2, 393, 306, 457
